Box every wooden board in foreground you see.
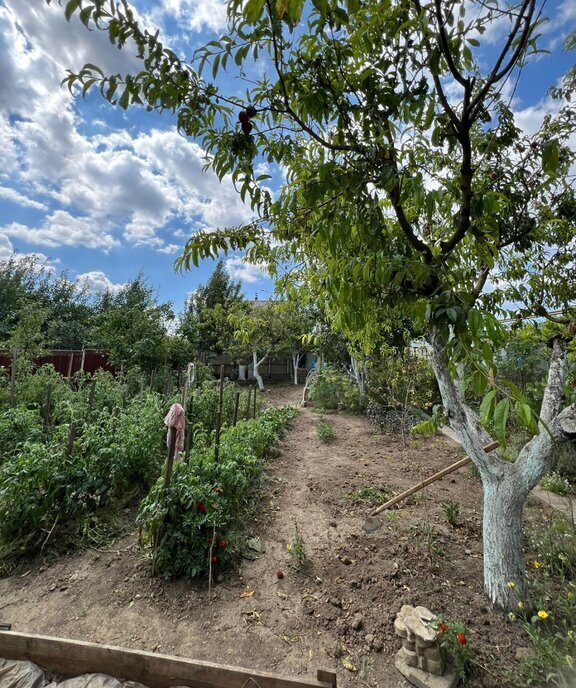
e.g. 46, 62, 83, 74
0, 631, 336, 688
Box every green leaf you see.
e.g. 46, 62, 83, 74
467, 308, 483, 335
64, 0, 81, 21
244, 0, 266, 24
541, 139, 559, 177
479, 390, 496, 427
516, 402, 539, 435
493, 398, 510, 449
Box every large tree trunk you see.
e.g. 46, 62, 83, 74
482, 470, 530, 608
349, 356, 366, 398
292, 352, 300, 385
252, 350, 266, 391
429, 328, 573, 609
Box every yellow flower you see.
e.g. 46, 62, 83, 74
565, 656, 574, 669
517, 601, 524, 610
286, 543, 292, 552
507, 581, 515, 589
537, 610, 549, 620
533, 560, 541, 569
567, 592, 575, 601
508, 612, 516, 622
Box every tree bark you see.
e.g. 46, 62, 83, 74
482, 468, 530, 607
428, 327, 574, 609
292, 352, 300, 385
252, 350, 266, 391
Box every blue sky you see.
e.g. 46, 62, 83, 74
0, 0, 574, 314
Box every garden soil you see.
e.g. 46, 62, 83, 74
0, 385, 554, 688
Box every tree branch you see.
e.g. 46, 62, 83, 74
265, 0, 355, 153
469, 0, 536, 119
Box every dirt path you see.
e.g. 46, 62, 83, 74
0, 386, 548, 687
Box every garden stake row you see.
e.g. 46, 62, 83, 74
369, 439, 500, 516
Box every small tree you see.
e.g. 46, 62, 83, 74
229, 301, 296, 390
91, 275, 174, 372
179, 260, 244, 355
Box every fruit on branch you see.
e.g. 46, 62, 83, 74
246, 105, 257, 117
239, 110, 250, 124
241, 121, 253, 135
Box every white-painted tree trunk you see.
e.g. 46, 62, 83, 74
349, 356, 366, 397
292, 352, 300, 385
429, 328, 574, 609
252, 350, 267, 391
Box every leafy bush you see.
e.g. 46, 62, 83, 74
137, 406, 297, 579
0, 407, 44, 463
436, 619, 475, 680
540, 472, 573, 496
317, 418, 336, 443
0, 394, 165, 570
550, 443, 576, 488
366, 345, 439, 443
441, 499, 461, 528
309, 367, 362, 412
509, 517, 576, 687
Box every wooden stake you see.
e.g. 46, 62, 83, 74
184, 423, 193, 461
9, 348, 17, 408
152, 427, 178, 576
163, 427, 177, 492
67, 422, 76, 457
369, 439, 500, 516
80, 348, 86, 373
43, 384, 52, 430
87, 378, 96, 415
253, 384, 257, 418
245, 386, 252, 420
149, 369, 156, 392
232, 391, 240, 426
214, 365, 225, 462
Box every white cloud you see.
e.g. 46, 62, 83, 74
1, 211, 119, 250
0, 186, 47, 210
0, 234, 14, 260
157, 243, 181, 254
76, 271, 125, 294
149, 0, 228, 34
225, 257, 267, 284
0, 3, 254, 256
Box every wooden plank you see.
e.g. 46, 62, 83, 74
0, 632, 336, 688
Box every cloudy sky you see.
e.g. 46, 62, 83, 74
0, 0, 574, 311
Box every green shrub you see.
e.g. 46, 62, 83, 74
0, 407, 44, 463
441, 499, 461, 528
317, 418, 336, 443
309, 368, 362, 412
540, 472, 573, 496
137, 406, 297, 579
0, 394, 165, 570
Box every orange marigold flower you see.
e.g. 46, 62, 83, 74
438, 623, 449, 634
456, 633, 467, 645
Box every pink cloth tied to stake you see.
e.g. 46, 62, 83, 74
164, 403, 185, 458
